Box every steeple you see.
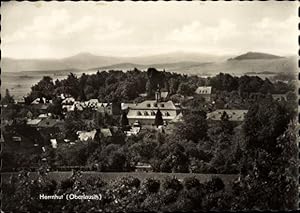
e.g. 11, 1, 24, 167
155, 84, 161, 103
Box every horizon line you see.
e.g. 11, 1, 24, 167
2, 50, 296, 61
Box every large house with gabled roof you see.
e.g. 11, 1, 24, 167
195, 86, 212, 102
127, 100, 178, 126
127, 90, 180, 127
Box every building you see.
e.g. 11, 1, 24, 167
195, 86, 212, 102
207, 109, 248, 122
26, 118, 42, 127
272, 94, 287, 102
62, 98, 121, 115
37, 119, 60, 128
62, 97, 75, 105
32, 104, 51, 114
121, 103, 136, 113
127, 98, 178, 126
134, 162, 153, 172
100, 128, 112, 137
77, 130, 97, 142
31, 97, 52, 105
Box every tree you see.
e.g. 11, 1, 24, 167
30, 76, 55, 99
64, 73, 80, 99
243, 99, 291, 152
143, 178, 160, 193
120, 112, 129, 129
220, 111, 233, 134
1, 89, 14, 105
232, 99, 297, 210
175, 111, 208, 142
48, 98, 63, 118
177, 82, 194, 96
154, 109, 163, 127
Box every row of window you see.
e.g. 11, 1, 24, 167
146, 103, 165, 108
197, 90, 210, 94
136, 111, 171, 116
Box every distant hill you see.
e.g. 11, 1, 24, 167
1, 51, 229, 73
229, 52, 284, 60
92, 57, 296, 77
90, 61, 210, 72
1, 51, 296, 77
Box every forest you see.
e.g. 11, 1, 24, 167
21, 67, 294, 104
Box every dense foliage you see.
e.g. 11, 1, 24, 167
2, 68, 298, 210
3, 172, 233, 212
24, 68, 294, 103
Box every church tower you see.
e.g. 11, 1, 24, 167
155, 84, 161, 103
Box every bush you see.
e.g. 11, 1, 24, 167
143, 178, 160, 193
163, 177, 183, 192
184, 176, 200, 190
206, 176, 225, 193
162, 189, 178, 204
60, 178, 74, 190
120, 176, 141, 188
85, 176, 106, 188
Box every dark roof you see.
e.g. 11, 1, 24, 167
37, 119, 60, 128
32, 104, 50, 110
207, 109, 248, 122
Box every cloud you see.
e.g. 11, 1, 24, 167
165, 15, 297, 55
167, 19, 239, 44
248, 15, 298, 52
2, 2, 297, 58
3, 8, 133, 44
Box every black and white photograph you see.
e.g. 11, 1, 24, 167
1, 1, 299, 212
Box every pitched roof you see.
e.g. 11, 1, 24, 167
32, 104, 50, 110
195, 86, 212, 95
138, 93, 147, 97
38, 113, 52, 118
50, 139, 57, 149
77, 129, 97, 141
37, 119, 60, 128
130, 100, 176, 110
97, 102, 111, 108
121, 103, 136, 110
62, 97, 75, 105
27, 119, 42, 126
272, 94, 287, 100
31, 97, 52, 105
170, 112, 183, 123
101, 128, 112, 137
207, 109, 248, 122
161, 92, 169, 99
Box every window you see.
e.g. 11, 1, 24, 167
151, 111, 156, 116
165, 112, 170, 116
137, 111, 142, 116
154, 103, 158, 107
147, 103, 151, 107
160, 104, 164, 108
144, 111, 149, 116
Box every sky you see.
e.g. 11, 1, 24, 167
1, 1, 298, 59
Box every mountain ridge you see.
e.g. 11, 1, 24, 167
229, 52, 284, 60
1, 51, 296, 76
